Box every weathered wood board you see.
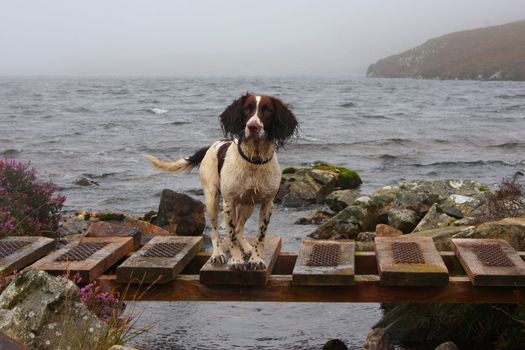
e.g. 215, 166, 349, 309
452, 238, 525, 286
116, 236, 203, 284
0, 236, 55, 276
375, 236, 449, 286
292, 239, 355, 286
32, 237, 133, 282
200, 236, 281, 286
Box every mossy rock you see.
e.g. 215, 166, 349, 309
312, 164, 361, 189
282, 167, 298, 174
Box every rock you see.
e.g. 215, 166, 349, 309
357, 231, 376, 242
435, 341, 460, 350
364, 328, 391, 350
86, 221, 142, 250
59, 212, 92, 236
276, 168, 338, 207
412, 204, 456, 232
375, 224, 403, 237
121, 217, 169, 244
387, 209, 418, 233
276, 164, 361, 207
322, 339, 348, 350
295, 210, 334, 225
325, 189, 361, 212
441, 194, 485, 217
0, 268, 104, 350
108, 346, 138, 350
151, 189, 205, 236
453, 217, 525, 250
310, 204, 367, 239
404, 226, 475, 251
73, 175, 99, 186
443, 207, 464, 219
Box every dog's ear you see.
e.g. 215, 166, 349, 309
219, 94, 248, 139
270, 97, 298, 148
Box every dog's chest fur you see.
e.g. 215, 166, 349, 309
219, 145, 281, 204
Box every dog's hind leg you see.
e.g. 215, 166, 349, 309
247, 200, 273, 270
223, 200, 246, 270
206, 188, 226, 265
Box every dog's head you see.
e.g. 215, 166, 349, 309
219, 93, 298, 148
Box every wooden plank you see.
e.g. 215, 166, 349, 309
0, 236, 55, 276
85, 221, 142, 250
375, 236, 448, 286
200, 236, 281, 286
292, 239, 355, 286
116, 236, 202, 284
452, 238, 525, 286
32, 237, 133, 282
97, 274, 525, 304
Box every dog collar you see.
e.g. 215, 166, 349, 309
237, 137, 274, 165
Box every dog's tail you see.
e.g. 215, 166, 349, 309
146, 146, 209, 173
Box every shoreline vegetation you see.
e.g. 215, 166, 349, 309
2, 159, 525, 349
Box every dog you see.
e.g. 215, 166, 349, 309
147, 93, 298, 270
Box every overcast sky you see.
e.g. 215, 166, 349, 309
0, 0, 523, 77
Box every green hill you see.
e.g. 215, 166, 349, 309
367, 20, 525, 81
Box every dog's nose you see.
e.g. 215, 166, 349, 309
247, 124, 261, 134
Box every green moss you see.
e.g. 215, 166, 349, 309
313, 164, 362, 189
97, 212, 126, 222
282, 167, 297, 174
478, 186, 489, 192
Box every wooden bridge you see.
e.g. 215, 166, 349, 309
2, 233, 525, 304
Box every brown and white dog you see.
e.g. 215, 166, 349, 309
146, 94, 298, 270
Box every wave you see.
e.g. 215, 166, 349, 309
488, 142, 525, 150
359, 114, 392, 120
411, 159, 525, 168
496, 94, 525, 100
65, 106, 93, 113
103, 88, 130, 95
139, 99, 161, 104
169, 121, 190, 125
147, 108, 168, 115
339, 102, 355, 108
82, 172, 119, 179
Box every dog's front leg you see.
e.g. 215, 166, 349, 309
247, 201, 272, 270
223, 200, 246, 270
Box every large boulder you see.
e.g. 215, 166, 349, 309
387, 209, 418, 233
0, 268, 104, 350
151, 189, 205, 236
453, 217, 525, 250
276, 164, 361, 207
404, 226, 475, 251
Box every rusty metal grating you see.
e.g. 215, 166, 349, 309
392, 242, 425, 264
0, 240, 30, 258
474, 243, 515, 267
307, 243, 340, 267
142, 242, 186, 258
56, 242, 109, 261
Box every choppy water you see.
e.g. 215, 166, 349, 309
1, 77, 524, 349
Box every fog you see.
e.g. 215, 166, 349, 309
0, 0, 523, 77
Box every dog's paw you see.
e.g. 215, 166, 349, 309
246, 255, 267, 270
229, 258, 247, 271
242, 249, 252, 260
210, 252, 227, 265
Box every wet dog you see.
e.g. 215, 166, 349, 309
147, 93, 298, 270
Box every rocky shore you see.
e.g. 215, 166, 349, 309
2, 161, 525, 349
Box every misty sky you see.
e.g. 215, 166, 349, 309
0, 0, 523, 77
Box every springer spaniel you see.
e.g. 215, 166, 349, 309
147, 94, 298, 270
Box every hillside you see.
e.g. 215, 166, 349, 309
367, 20, 525, 81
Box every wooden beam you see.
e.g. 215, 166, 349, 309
96, 274, 525, 304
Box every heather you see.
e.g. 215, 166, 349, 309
0, 159, 65, 238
